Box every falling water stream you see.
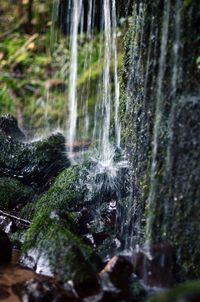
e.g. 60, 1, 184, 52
68, 0, 83, 157
48, 0, 131, 241
60, 0, 123, 163
48, 0, 197, 257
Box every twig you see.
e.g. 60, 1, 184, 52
0, 210, 31, 226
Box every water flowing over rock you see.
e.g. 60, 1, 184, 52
1, 0, 199, 301
0, 115, 69, 186
120, 0, 200, 280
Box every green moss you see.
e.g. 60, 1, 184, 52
20, 164, 81, 220
0, 177, 32, 210
24, 217, 97, 283
22, 165, 99, 284
147, 281, 200, 302
184, 0, 192, 8
0, 130, 68, 185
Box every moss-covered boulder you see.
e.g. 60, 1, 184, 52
0, 125, 69, 186
0, 177, 32, 210
147, 281, 200, 302
20, 165, 82, 221
21, 165, 100, 294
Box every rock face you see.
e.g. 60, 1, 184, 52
0, 115, 69, 186
21, 166, 100, 295
0, 230, 12, 265
132, 243, 174, 288
120, 0, 200, 280
100, 255, 133, 291
0, 114, 25, 142
13, 278, 78, 302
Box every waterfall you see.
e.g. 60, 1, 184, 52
68, 0, 83, 157
49, 0, 137, 248
146, 0, 171, 242
100, 0, 112, 162
163, 0, 182, 237
49, 0, 121, 164
112, 0, 121, 149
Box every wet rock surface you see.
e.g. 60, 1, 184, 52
132, 243, 174, 288
0, 114, 70, 187
100, 255, 133, 291
0, 230, 12, 265
13, 278, 78, 302
0, 115, 25, 142
0, 250, 80, 302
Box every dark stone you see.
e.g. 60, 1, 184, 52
181, 292, 200, 302
13, 278, 78, 302
132, 243, 174, 288
0, 230, 12, 265
0, 129, 69, 187
120, 0, 200, 280
100, 255, 133, 291
0, 114, 25, 142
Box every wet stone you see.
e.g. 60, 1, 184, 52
100, 255, 133, 291
0, 114, 25, 142
13, 278, 78, 302
0, 215, 13, 234
0, 230, 12, 265
0, 127, 69, 187
132, 243, 174, 288
181, 292, 200, 302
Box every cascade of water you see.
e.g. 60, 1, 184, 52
49, 0, 123, 164
79, 0, 94, 146
100, 0, 112, 162
112, 0, 121, 148
163, 0, 182, 235
117, 3, 146, 250
48, 1, 130, 242
68, 0, 83, 157
146, 0, 171, 242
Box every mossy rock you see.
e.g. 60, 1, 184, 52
0, 129, 69, 186
0, 177, 32, 210
0, 114, 25, 142
23, 218, 98, 285
147, 281, 200, 302
20, 165, 82, 221
22, 165, 100, 286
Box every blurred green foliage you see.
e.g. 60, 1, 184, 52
0, 0, 125, 137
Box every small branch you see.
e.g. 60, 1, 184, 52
0, 210, 31, 227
